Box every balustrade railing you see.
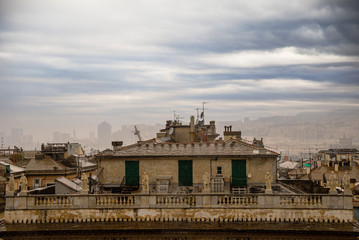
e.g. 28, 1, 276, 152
218, 195, 258, 206
156, 195, 196, 206
8, 193, 349, 211
35, 196, 73, 206
280, 195, 322, 206
96, 195, 134, 206
6, 193, 353, 224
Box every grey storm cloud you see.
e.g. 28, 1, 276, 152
0, 0, 358, 139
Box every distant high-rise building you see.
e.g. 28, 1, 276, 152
98, 121, 112, 149
53, 132, 71, 143
11, 128, 23, 146
53, 132, 62, 142
89, 131, 96, 148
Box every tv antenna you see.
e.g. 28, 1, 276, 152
173, 110, 184, 124
201, 101, 209, 124
194, 108, 200, 124
133, 125, 143, 142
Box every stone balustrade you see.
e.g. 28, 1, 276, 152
35, 196, 74, 206
5, 193, 353, 224
96, 195, 134, 206
156, 195, 196, 206
280, 195, 322, 206
218, 195, 258, 206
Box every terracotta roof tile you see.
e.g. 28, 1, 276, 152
99, 138, 279, 157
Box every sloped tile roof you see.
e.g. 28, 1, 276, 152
300, 162, 359, 181
25, 156, 66, 171
0, 161, 25, 173
98, 138, 278, 157
55, 176, 82, 192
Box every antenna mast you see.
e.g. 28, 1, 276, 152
202, 101, 209, 124
194, 108, 200, 124
173, 110, 183, 124
73, 130, 77, 142
134, 125, 142, 142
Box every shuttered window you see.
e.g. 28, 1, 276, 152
232, 160, 247, 186
178, 160, 193, 186
125, 161, 139, 186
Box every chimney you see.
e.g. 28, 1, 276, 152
112, 141, 123, 151
223, 126, 241, 141
190, 116, 195, 142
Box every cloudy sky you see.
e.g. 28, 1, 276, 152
0, 0, 358, 139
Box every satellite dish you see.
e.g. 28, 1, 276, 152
169, 127, 174, 135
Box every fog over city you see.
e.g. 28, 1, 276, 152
0, 0, 358, 149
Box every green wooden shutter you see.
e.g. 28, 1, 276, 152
125, 161, 139, 186
178, 160, 193, 186
232, 160, 247, 186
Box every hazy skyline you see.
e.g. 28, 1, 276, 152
1, 0, 359, 140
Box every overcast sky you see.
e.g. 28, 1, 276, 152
0, 0, 358, 139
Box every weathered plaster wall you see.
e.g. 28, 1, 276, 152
5, 208, 353, 224
211, 158, 232, 182
140, 158, 178, 184
193, 158, 210, 184
101, 160, 124, 184
101, 156, 277, 186
248, 157, 276, 184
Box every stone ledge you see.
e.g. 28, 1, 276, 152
5, 208, 353, 224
